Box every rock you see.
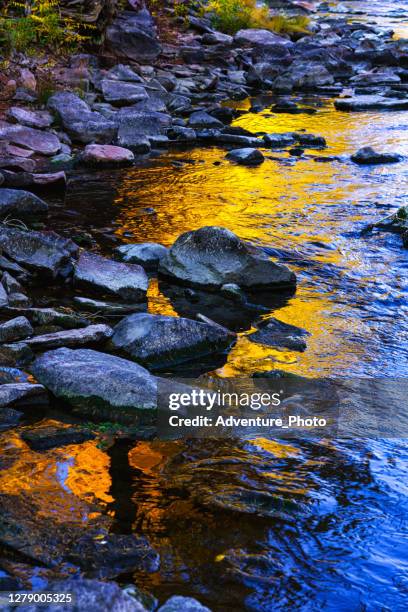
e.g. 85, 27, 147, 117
110, 312, 236, 370
1, 307, 89, 329
2, 272, 23, 294
334, 95, 408, 111
19, 68, 36, 92
1, 170, 65, 191
295, 133, 326, 148
277, 61, 335, 90
31, 348, 157, 422
82, 144, 134, 166
0, 317, 33, 343
0, 341, 33, 366
21, 579, 148, 612
115, 243, 168, 270
0, 124, 61, 156
159, 226, 296, 291
8, 107, 53, 129
158, 596, 211, 612
263, 133, 296, 147
370, 205, 408, 234
0, 284, 8, 308
106, 9, 162, 63
101, 80, 148, 106
106, 64, 144, 83
202, 31, 233, 45
0, 382, 47, 407
8, 292, 31, 307
225, 148, 264, 165
74, 251, 148, 302
26, 324, 112, 351
0, 156, 36, 173
117, 111, 171, 151
47, 91, 117, 144
249, 318, 309, 351
188, 111, 224, 129
167, 126, 196, 142
0, 227, 78, 278
234, 29, 291, 47
21, 424, 95, 451
0, 366, 28, 384
73, 297, 147, 315
0, 188, 48, 219
351, 146, 402, 165
0, 406, 22, 428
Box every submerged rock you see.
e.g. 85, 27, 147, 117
225, 148, 264, 165
26, 324, 112, 351
159, 226, 296, 291
31, 348, 157, 422
0, 189, 48, 219
0, 382, 47, 407
82, 144, 134, 166
74, 251, 148, 302
21, 424, 95, 451
110, 312, 236, 370
351, 146, 402, 165
249, 318, 310, 351
0, 316, 33, 343
115, 242, 168, 270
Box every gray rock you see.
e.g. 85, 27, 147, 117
0, 283, 8, 308
26, 324, 112, 351
115, 243, 168, 270
110, 312, 236, 370
263, 133, 296, 147
8, 107, 53, 129
188, 111, 224, 129
21, 424, 95, 451
8, 292, 31, 307
159, 226, 296, 291
2, 307, 88, 329
0, 227, 78, 278
158, 596, 211, 612
117, 111, 171, 151
334, 95, 408, 111
277, 61, 335, 90
101, 80, 148, 106
167, 126, 196, 141
74, 251, 148, 302
19, 579, 148, 612
106, 64, 144, 83
0, 316, 33, 343
0, 124, 61, 156
82, 144, 134, 166
0, 188, 48, 219
351, 146, 402, 165
0, 382, 47, 408
73, 297, 147, 315
0, 341, 33, 366
106, 9, 162, 63
2, 271, 23, 294
249, 318, 310, 351
48, 91, 117, 144
202, 31, 233, 45
0, 156, 36, 173
295, 133, 326, 148
225, 148, 264, 165
0, 255, 30, 280
31, 348, 157, 422
234, 29, 291, 47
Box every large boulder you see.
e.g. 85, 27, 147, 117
110, 312, 236, 370
73, 251, 148, 302
0, 227, 78, 278
106, 9, 162, 63
31, 348, 157, 422
47, 92, 117, 144
159, 226, 296, 291
0, 188, 48, 219
0, 124, 61, 156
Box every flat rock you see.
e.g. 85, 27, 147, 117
225, 148, 264, 165
351, 146, 402, 164
82, 144, 134, 166
31, 348, 157, 422
115, 242, 168, 270
0, 227, 78, 278
106, 64, 144, 83
21, 424, 95, 451
101, 80, 148, 106
159, 226, 296, 291
0, 382, 47, 407
158, 596, 211, 612
26, 324, 112, 351
249, 318, 310, 351
263, 132, 296, 147
8, 107, 53, 129
117, 111, 171, 151
0, 316, 33, 343
110, 312, 236, 370
335, 95, 408, 111
0, 124, 61, 156
74, 251, 148, 302
2, 307, 89, 329
73, 297, 147, 315
0, 284, 8, 308
234, 29, 292, 47
0, 188, 48, 219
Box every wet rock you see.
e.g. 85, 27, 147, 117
8, 107, 53, 129
351, 146, 402, 165
1, 170, 65, 191
26, 324, 112, 351
216, 134, 263, 147
0, 382, 47, 407
370, 205, 408, 234
115, 242, 168, 270
101, 80, 148, 106
47, 91, 117, 144
296, 133, 326, 148
0, 188, 48, 219
159, 226, 296, 291
188, 111, 224, 129
225, 148, 264, 165
0, 317, 33, 343
0, 124, 61, 156
167, 126, 196, 141
110, 312, 236, 370
73, 297, 147, 315
249, 318, 309, 351
31, 348, 157, 423
235, 29, 291, 47
82, 144, 134, 166
106, 9, 162, 63
0, 366, 29, 384
276, 61, 335, 90
2, 307, 89, 329
263, 132, 296, 147
0, 406, 22, 428
117, 111, 171, 151
21, 579, 148, 612
0, 341, 33, 366
21, 424, 95, 451
0, 227, 78, 278
158, 596, 211, 612
334, 95, 408, 111
74, 251, 148, 302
